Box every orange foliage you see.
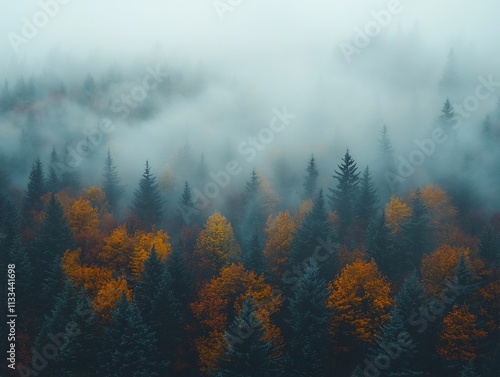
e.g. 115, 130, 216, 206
385, 196, 411, 233
327, 259, 392, 350
294, 199, 313, 227
421, 245, 483, 297
438, 305, 487, 361
191, 264, 283, 374
337, 246, 368, 269
479, 277, 500, 331
263, 211, 296, 281
94, 278, 132, 321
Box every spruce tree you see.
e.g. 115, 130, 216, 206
132, 160, 163, 230
134, 247, 164, 319
23, 159, 46, 213
165, 247, 194, 312
287, 261, 330, 377
478, 226, 499, 265
356, 166, 378, 229
216, 297, 284, 377
98, 294, 159, 377
328, 149, 360, 242
8, 237, 33, 314
47, 147, 61, 193
177, 180, 198, 227
240, 169, 266, 242
103, 149, 125, 213
439, 98, 456, 129
366, 213, 400, 278
32, 194, 74, 283
243, 227, 265, 274
302, 154, 319, 200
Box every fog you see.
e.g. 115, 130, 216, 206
1, 0, 500, 217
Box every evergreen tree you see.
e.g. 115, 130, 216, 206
177, 180, 198, 227
302, 154, 319, 200
23, 159, 46, 213
0, 196, 19, 272
368, 272, 425, 377
165, 246, 194, 312
32, 194, 74, 283
290, 190, 334, 280
356, 166, 378, 229
398, 191, 433, 271
61, 147, 82, 194
240, 169, 266, 241
243, 227, 265, 274
287, 261, 330, 377
47, 147, 61, 193
328, 149, 360, 242
366, 213, 400, 278
55, 290, 101, 377
453, 254, 479, 306
378, 125, 399, 197
103, 149, 125, 213
216, 297, 284, 377
478, 226, 499, 264
134, 247, 164, 319
439, 98, 456, 129
98, 294, 159, 377
461, 361, 481, 377
8, 237, 33, 314
132, 160, 164, 230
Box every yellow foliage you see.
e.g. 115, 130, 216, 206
438, 305, 487, 361
193, 212, 241, 282
385, 196, 411, 233
100, 225, 135, 275
67, 198, 99, 238
82, 186, 107, 210
294, 199, 313, 228
130, 229, 172, 278
327, 259, 392, 350
263, 211, 296, 280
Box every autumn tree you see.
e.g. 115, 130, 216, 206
263, 211, 296, 283
66, 197, 101, 262
100, 225, 134, 276
327, 259, 392, 351
193, 212, 241, 282
438, 305, 487, 362
385, 196, 411, 234
130, 228, 172, 278
216, 297, 284, 377
191, 264, 282, 375
132, 160, 164, 230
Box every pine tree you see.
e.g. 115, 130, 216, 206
378, 125, 399, 198
165, 246, 194, 311
366, 213, 401, 278
32, 194, 74, 283
356, 166, 378, 229
287, 261, 330, 377
461, 361, 481, 377
177, 180, 198, 227
453, 254, 479, 306
302, 154, 319, 200
368, 272, 425, 377
243, 227, 265, 274
439, 98, 456, 129
240, 169, 266, 242
216, 297, 284, 377
478, 226, 499, 265
61, 147, 82, 194
134, 246, 164, 319
328, 149, 360, 242
98, 294, 159, 377
47, 147, 61, 193
54, 289, 101, 377
8, 237, 33, 314
103, 149, 125, 213
23, 159, 46, 213
398, 191, 433, 271
132, 161, 164, 230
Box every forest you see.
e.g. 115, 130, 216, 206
0, 64, 499, 377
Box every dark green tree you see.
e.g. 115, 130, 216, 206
287, 261, 330, 377
366, 213, 400, 278
243, 227, 265, 274
356, 166, 378, 229
47, 147, 61, 193
478, 226, 499, 265
132, 160, 164, 230
302, 154, 319, 200
328, 149, 360, 242
98, 294, 159, 377
32, 194, 74, 283
23, 159, 46, 213
8, 237, 33, 314
216, 297, 284, 377
103, 149, 125, 213
461, 361, 481, 377
134, 247, 164, 319
177, 180, 198, 227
